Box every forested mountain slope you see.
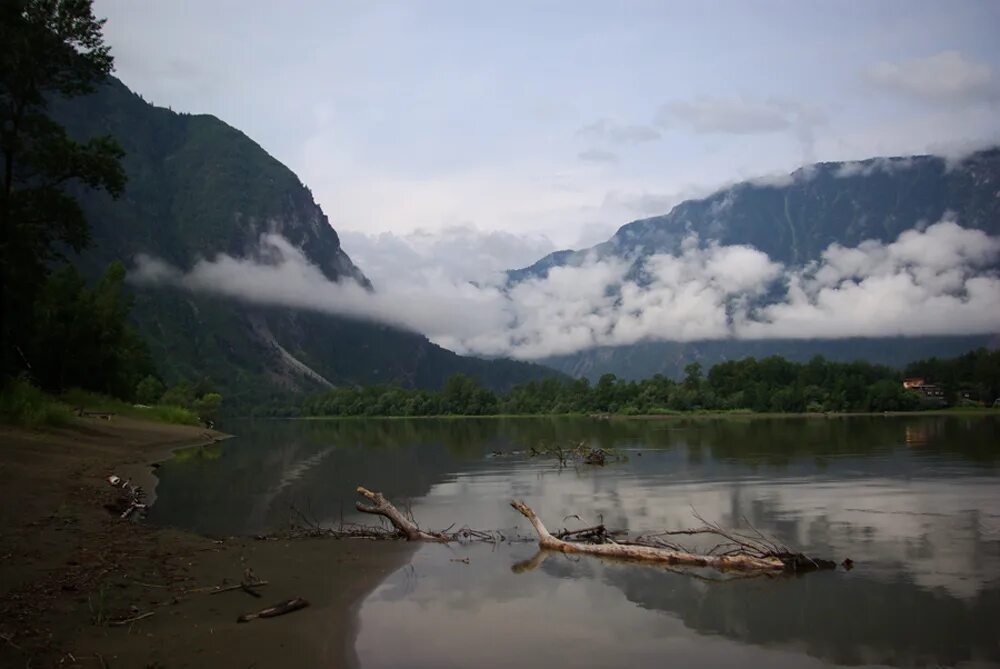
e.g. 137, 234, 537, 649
52, 79, 559, 404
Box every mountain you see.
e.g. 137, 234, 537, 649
510, 149, 1000, 380
50, 79, 560, 404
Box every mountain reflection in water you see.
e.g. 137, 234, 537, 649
151, 415, 1000, 667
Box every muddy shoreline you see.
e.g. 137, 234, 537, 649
0, 416, 414, 668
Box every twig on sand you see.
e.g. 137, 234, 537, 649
109, 611, 154, 626
237, 597, 309, 623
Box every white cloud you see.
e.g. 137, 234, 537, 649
741, 221, 1000, 339
340, 226, 555, 286
131, 235, 513, 344
578, 149, 619, 163
657, 97, 810, 135
657, 96, 825, 162
130, 220, 1000, 361
577, 118, 661, 144
834, 157, 915, 178
865, 51, 997, 106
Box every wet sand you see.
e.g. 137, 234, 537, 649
0, 416, 414, 668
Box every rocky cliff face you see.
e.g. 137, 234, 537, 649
52, 79, 559, 404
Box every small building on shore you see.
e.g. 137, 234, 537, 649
902, 378, 944, 399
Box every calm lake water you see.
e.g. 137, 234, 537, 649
150, 415, 1000, 668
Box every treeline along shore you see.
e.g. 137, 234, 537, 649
286, 348, 1000, 418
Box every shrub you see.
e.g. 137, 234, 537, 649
61, 387, 199, 426
135, 375, 165, 405
142, 404, 199, 426
160, 382, 195, 409
194, 392, 223, 423
0, 377, 73, 427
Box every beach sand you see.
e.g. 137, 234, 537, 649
0, 416, 414, 668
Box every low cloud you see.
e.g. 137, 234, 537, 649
657, 96, 825, 161
131, 220, 1000, 360
865, 51, 997, 106
578, 148, 619, 163
657, 97, 820, 134
132, 235, 514, 345
834, 157, 915, 178
340, 225, 555, 286
576, 118, 661, 144
743, 221, 1000, 339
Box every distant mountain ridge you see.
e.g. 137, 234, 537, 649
52, 79, 560, 404
509, 148, 1000, 380
514, 149, 1000, 280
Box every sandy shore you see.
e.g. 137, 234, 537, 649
0, 416, 414, 668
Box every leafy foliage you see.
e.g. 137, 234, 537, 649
300, 351, 1000, 417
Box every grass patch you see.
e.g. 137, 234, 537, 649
0, 376, 73, 427
62, 388, 200, 426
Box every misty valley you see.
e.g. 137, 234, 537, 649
2, 2, 999, 668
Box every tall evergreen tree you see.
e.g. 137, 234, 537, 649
0, 0, 124, 378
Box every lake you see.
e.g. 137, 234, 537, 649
150, 415, 1000, 668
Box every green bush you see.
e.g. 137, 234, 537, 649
194, 392, 222, 423
141, 404, 199, 426
61, 387, 199, 426
0, 377, 73, 427
61, 388, 132, 414
160, 382, 195, 409
135, 375, 165, 405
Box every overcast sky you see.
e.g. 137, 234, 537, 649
96, 0, 1000, 256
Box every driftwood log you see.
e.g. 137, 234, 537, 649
511, 500, 836, 573
352, 485, 837, 573
355, 486, 450, 541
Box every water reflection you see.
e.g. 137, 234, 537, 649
358, 538, 1000, 668
150, 415, 1000, 667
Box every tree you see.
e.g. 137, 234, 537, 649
865, 380, 920, 412
160, 381, 195, 409
28, 262, 153, 398
1, 0, 124, 377
683, 362, 703, 391
135, 375, 164, 405
194, 392, 223, 424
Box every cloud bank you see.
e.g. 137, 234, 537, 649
866, 51, 997, 106
655, 96, 826, 162
131, 220, 1000, 360
577, 118, 661, 145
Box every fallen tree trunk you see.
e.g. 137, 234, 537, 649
511, 500, 834, 572
355, 486, 449, 542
